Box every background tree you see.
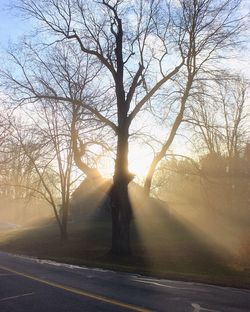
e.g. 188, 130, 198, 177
143, 0, 244, 194
189, 75, 249, 159
6, 101, 78, 240
0, 116, 47, 223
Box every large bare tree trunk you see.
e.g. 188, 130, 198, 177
110, 181, 131, 255
110, 126, 132, 256
60, 202, 69, 241
108, 12, 132, 256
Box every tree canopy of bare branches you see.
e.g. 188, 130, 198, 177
0, 0, 246, 255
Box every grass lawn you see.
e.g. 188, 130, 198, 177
0, 208, 250, 289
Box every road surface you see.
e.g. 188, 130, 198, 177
0, 251, 249, 311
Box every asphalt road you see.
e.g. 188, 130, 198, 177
0, 251, 249, 311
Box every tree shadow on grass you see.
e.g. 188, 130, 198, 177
129, 184, 232, 276
0, 183, 235, 279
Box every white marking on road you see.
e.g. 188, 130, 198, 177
191, 303, 220, 312
0, 292, 34, 302
133, 277, 190, 289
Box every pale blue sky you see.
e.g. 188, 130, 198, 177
0, 1, 31, 49
0, 0, 249, 75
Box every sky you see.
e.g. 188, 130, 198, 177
0, 1, 30, 49
1, 1, 249, 69
0, 0, 249, 179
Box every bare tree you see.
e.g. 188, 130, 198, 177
7, 101, 78, 241
143, 0, 244, 194
221, 77, 249, 159
0, 133, 38, 203
1, 0, 244, 255
188, 75, 249, 159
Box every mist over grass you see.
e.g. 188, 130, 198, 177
0, 175, 249, 288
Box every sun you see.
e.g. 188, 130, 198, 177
128, 144, 152, 180
97, 144, 152, 180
